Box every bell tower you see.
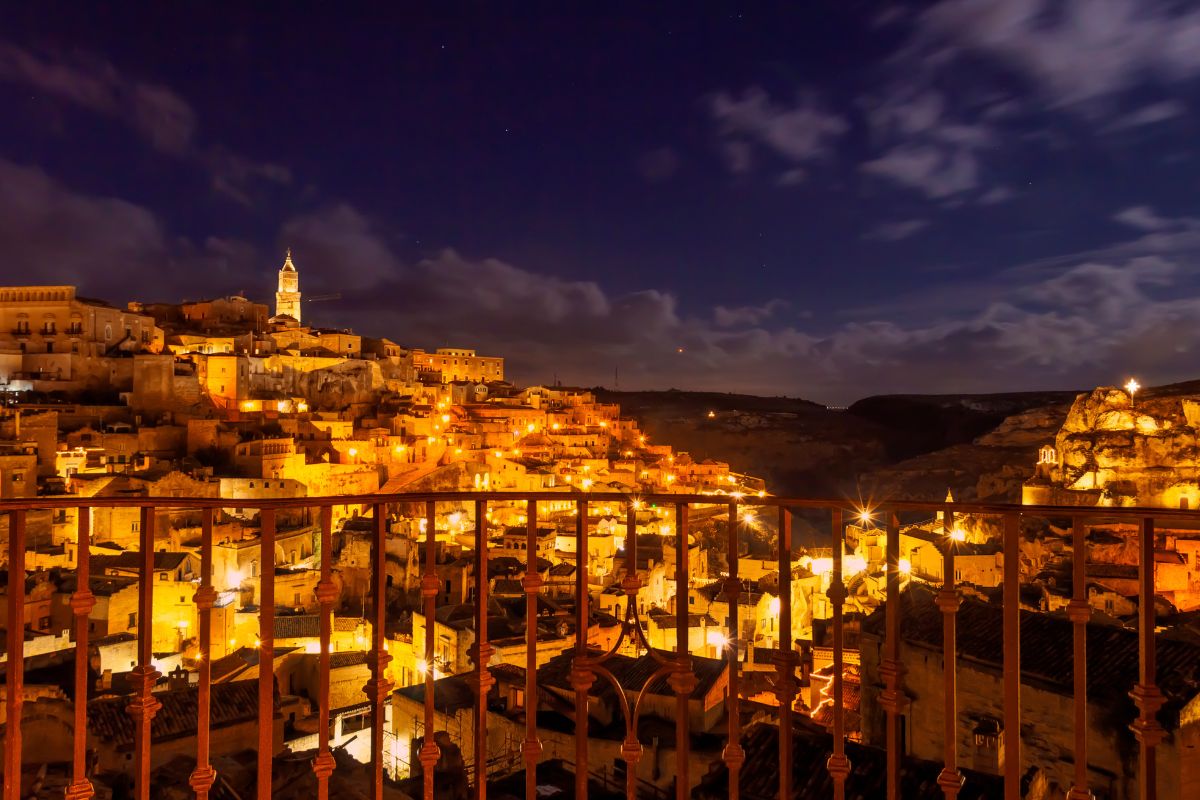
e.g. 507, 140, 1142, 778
276, 249, 301, 322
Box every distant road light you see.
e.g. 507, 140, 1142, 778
1125, 378, 1140, 406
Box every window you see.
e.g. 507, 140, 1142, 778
294, 593, 301, 606
128, 612, 137, 629
159, 573, 167, 581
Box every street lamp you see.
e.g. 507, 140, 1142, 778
1125, 378, 1140, 407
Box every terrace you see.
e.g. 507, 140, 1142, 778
0, 491, 1189, 800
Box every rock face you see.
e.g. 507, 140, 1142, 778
1024, 387, 1200, 508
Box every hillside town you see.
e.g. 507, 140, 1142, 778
0, 257, 1199, 799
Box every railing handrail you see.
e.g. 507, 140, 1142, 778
1, 488, 1182, 800
1, 489, 1197, 520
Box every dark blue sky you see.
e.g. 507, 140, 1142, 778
3, 1, 1200, 402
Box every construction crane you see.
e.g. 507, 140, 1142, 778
304, 293, 341, 303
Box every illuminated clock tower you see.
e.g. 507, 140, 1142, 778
276, 249, 301, 322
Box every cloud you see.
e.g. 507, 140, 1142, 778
859, 84, 998, 201
284, 202, 1200, 402
1112, 205, 1176, 232
710, 86, 848, 177
0, 42, 291, 204
977, 186, 1014, 205
4, 168, 1199, 403
0, 158, 257, 299
0, 42, 195, 154
713, 300, 789, 328
862, 143, 979, 198
636, 147, 681, 182
1105, 100, 1188, 131
865, 219, 931, 241
917, 0, 1200, 109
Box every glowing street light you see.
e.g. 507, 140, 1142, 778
857, 508, 873, 526
898, 558, 912, 575
706, 630, 730, 650
950, 528, 966, 542
1125, 378, 1141, 407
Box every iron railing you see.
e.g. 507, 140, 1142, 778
0, 491, 1185, 799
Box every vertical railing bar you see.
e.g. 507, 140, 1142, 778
419, 500, 440, 800
671, 502, 693, 800
722, 501, 743, 800
774, 505, 796, 799
571, 498, 591, 799
1066, 517, 1093, 800
66, 506, 95, 800
189, 507, 217, 799
130, 506, 161, 800
472, 499, 493, 800
1002, 512, 1021, 799
621, 502, 642, 798
937, 509, 963, 799
257, 508, 276, 800
313, 505, 336, 797
522, 498, 543, 798
3, 509, 26, 800
880, 510, 906, 800
1131, 516, 1164, 800
369, 502, 393, 800
828, 509, 850, 799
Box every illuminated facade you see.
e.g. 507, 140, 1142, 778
275, 249, 302, 323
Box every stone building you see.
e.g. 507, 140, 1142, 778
1024, 385, 1200, 508
275, 250, 302, 323
412, 348, 504, 384
860, 586, 1200, 800
0, 285, 162, 391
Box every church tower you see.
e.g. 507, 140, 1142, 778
276, 249, 301, 322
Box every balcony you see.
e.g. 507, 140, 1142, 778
0, 492, 1191, 800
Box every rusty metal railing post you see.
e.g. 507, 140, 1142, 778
773, 505, 797, 798
827, 509, 851, 799
879, 510, 907, 800
470, 500, 493, 799
620, 503, 642, 795
313, 505, 336, 797
258, 508, 276, 799
1130, 517, 1163, 799
1066, 517, 1093, 800
1002, 512, 1021, 799
190, 507, 217, 799
66, 507, 95, 800
569, 499, 592, 799
522, 498, 543, 797
3, 509, 26, 800
129, 507, 161, 800
936, 509, 963, 799
368, 503, 394, 799
419, 500, 440, 799
669, 502, 696, 800
722, 501, 743, 800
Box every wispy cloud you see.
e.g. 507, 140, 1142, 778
916, 0, 1200, 110
862, 144, 979, 199
709, 86, 847, 179
0, 42, 195, 153
1105, 100, 1187, 132
864, 219, 930, 241
0, 42, 291, 204
1112, 205, 1181, 233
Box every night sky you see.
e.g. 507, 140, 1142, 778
3, 2, 1200, 403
